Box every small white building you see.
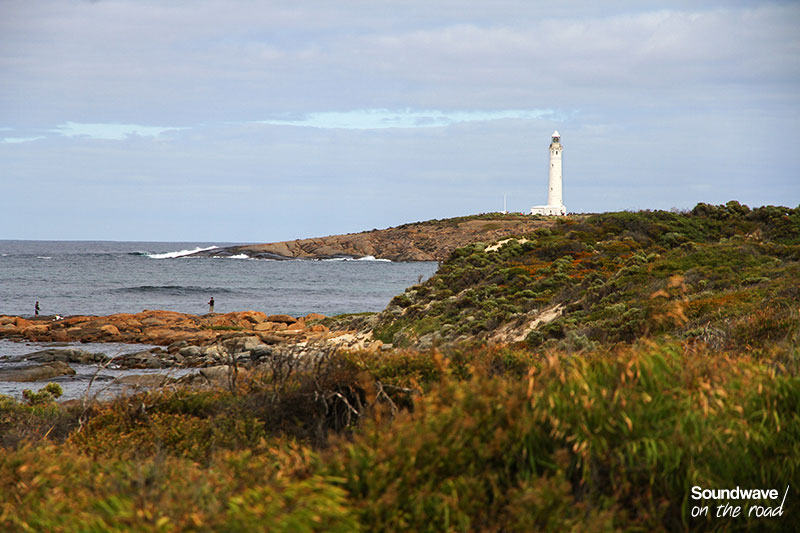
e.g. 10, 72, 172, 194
531, 131, 567, 216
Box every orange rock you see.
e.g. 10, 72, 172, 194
305, 313, 327, 321
15, 317, 33, 328
63, 316, 90, 326
141, 327, 180, 343
138, 310, 187, 321
22, 325, 49, 335
257, 333, 284, 344
0, 308, 335, 348
100, 324, 120, 336
107, 313, 143, 329
267, 314, 297, 324
207, 314, 239, 328
238, 311, 268, 324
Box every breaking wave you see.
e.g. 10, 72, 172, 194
145, 246, 219, 259
321, 255, 391, 262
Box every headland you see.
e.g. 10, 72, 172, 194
187, 212, 555, 261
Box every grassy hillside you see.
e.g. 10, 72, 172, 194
374, 202, 800, 353
1, 202, 799, 532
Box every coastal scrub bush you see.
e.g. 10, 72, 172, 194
68, 389, 268, 463
0, 442, 359, 532
22, 382, 63, 405
67, 348, 376, 459
346, 349, 441, 390
327, 340, 800, 531
0, 338, 798, 530
0, 390, 83, 449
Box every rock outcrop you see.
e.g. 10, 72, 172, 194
0, 361, 76, 382
0, 310, 330, 348
187, 215, 553, 262
16, 348, 108, 365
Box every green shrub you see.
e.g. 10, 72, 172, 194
22, 383, 63, 405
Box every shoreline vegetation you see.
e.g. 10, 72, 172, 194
1, 202, 799, 531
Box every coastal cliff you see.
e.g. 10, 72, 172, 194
188, 213, 555, 261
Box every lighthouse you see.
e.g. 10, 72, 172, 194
531, 131, 567, 216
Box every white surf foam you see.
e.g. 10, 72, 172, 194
322, 255, 391, 262
147, 246, 218, 259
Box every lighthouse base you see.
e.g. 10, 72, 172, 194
531, 204, 567, 216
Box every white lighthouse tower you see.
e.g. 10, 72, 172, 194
531, 131, 567, 216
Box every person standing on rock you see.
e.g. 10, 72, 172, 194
208, 297, 215, 313
35, 301, 40, 316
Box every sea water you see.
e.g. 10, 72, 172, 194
0, 240, 438, 317
0, 240, 438, 399
0, 339, 193, 400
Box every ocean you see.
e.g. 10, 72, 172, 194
0, 240, 438, 317
0, 240, 438, 400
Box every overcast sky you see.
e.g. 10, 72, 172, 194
1, 1, 798, 242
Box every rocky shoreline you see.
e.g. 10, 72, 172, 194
1, 310, 334, 347
0, 310, 383, 392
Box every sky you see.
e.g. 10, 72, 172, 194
1, 0, 798, 242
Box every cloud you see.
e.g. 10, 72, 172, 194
1, 108, 559, 145
0, 136, 47, 144
4, 1, 797, 125
255, 108, 558, 129
50, 122, 185, 140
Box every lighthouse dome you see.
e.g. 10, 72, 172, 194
552, 130, 560, 138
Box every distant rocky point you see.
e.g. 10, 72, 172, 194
187, 213, 554, 261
